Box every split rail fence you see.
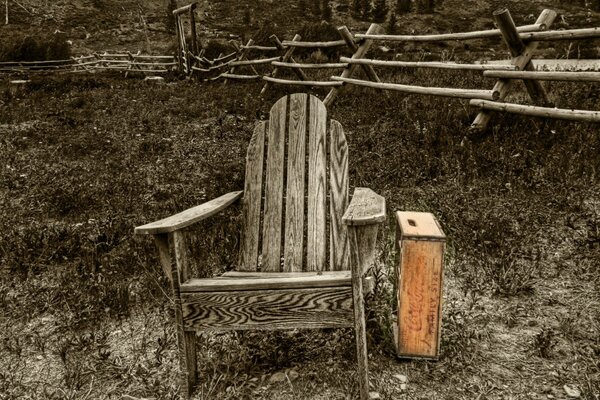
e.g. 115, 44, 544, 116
2, 5, 599, 128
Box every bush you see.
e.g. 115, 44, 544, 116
0, 33, 71, 62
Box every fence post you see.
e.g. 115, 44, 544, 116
471, 8, 557, 132
337, 26, 382, 84
324, 23, 383, 107
260, 34, 307, 95
189, 4, 198, 56
224, 39, 257, 84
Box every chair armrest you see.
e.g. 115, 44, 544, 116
342, 187, 386, 226
134, 190, 243, 235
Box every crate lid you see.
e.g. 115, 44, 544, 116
396, 211, 445, 241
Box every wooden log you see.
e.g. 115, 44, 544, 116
220, 73, 261, 80
181, 287, 354, 331
241, 45, 279, 51
260, 34, 307, 95
483, 70, 600, 82
324, 23, 383, 107
263, 76, 343, 87
280, 39, 349, 48
469, 99, 600, 123
341, 57, 518, 71
338, 26, 382, 85
471, 8, 557, 131
173, 1, 197, 15
520, 27, 600, 42
354, 23, 545, 42
332, 76, 497, 100
225, 39, 258, 84
0, 58, 73, 65
272, 61, 348, 69
189, 5, 198, 56
130, 55, 176, 60
229, 56, 280, 66
494, 7, 551, 106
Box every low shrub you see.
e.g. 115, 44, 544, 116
0, 33, 71, 62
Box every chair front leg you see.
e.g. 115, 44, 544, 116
347, 224, 379, 400
155, 232, 198, 398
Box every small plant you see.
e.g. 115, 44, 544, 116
532, 327, 557, 358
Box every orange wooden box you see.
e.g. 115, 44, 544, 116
394, 211, 446, 359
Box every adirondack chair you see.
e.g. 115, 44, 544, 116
134, 93, 386, 400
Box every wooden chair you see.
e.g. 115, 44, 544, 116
135, 93, 386, 399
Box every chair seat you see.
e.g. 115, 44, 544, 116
180, 270, 351, 292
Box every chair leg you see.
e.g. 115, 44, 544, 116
353, 284, 370, 400
177, 329, 197, 398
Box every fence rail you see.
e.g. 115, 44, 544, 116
2, 5, 599, 129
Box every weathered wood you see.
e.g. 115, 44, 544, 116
397, 240, 445, 359
262, 96, 287, 271
329, 120, 349, 271
483, 70, 600, 82
219, 73, 261, 80
338, 26, 382, 85
324, 23, 383, 107
224, 39, 256, 84
342, 188, 386, 227
181, 271, 351, 292
341, 57, 518, 71
307, 96, 327, 272
173, 1, 197, 15
241, 45, 279, 51
260, 35, 308, 95
284, 94, 308, 272
239, 122, 266, 271
167, 231, 198, 397
471, 9, 557, 131
281, 39, 349, 48
181, 287, 354, 331
495, 8, 551, 107
396, 211, 445, 241
135, 191, 242, 235
263, 76, 343, 86
229, 56, 280, 66
354, 22, 546, 42
347, 226, 370, 400
520, 27, 600, 42
469, 99, 600, 123
332, 76, 497, 100
189, 6, 198, 56
271, 61, 348, 69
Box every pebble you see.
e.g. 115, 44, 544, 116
144, 76, 165, 83
288, 369, 299, 381
394, 374, 408, 383
369, 392, 381, 399
269, 372, 286, 384
400, 383, 407, 391
563, 384, 581, 398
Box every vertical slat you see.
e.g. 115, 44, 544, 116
307, 96, 327, 271
262, 96, 288, 271
283, 94, 308, 272
239, 122, 266, 271
329, 120, 350, 271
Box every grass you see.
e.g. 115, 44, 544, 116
1, 63, 599, 399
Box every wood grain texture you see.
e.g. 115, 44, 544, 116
153, 234, 172, 282
134, 191, 243, 235
181, 271, 351, 292
397, 240, 444, 359
181, 288, 354, 331
342, 188, 386, 226
262, 96, 287, 271
239, 122, 266, 271
470, 99, 600, 123
168, 231, 198, 397
396, 211, 445, 241
347, 226, 370, 400
307, 96, 327, 271
329, 120, 350, 271
284, 93, 307, 272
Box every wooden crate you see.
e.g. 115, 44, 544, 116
394, 211, 446, 359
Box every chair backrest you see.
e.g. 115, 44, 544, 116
239, 93, 350, 272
